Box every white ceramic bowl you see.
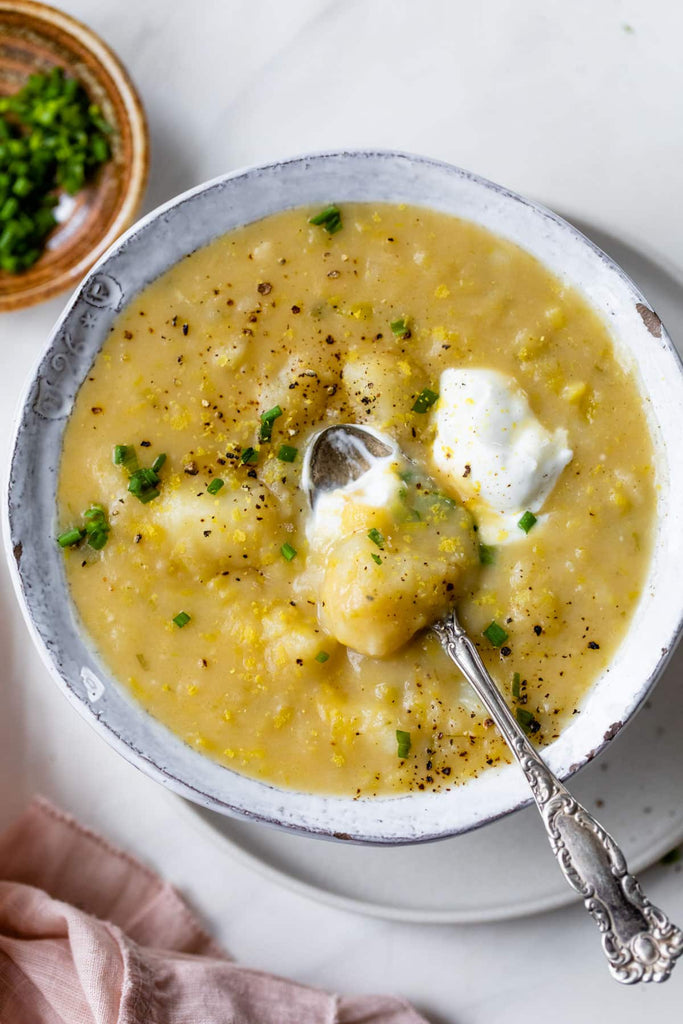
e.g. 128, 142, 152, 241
5, 151, 683, 844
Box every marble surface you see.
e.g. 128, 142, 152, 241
1, 1, 682, 1019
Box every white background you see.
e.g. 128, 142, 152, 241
1, 2, 682, 1021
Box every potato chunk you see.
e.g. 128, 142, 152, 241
319, 503, 477, 657
154, 480, 281, 576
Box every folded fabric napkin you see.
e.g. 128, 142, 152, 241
0, 797, 427, 1024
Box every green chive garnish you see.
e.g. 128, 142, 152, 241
128, 467, 160, 504
390, 317, 411, 339
309, 204, 342, 234
58, 504, 111, 551
479, 543, 495, 566
512, 672, 521, 698
518, 510, 537, 534
277, 444, 298, 463
368, 528, 385, 549
173, 611, 191, 628
483, 621, 508, 647
281, 542, 297, 561
516, 707, 541, 734
116, 446, 163, 503
83, 506, 110, 550
371, 552, 382, 565
207, 478, 224, 495
240, 447, 258, 465
57, 527, 85, 548
259, 405, 283, 442
0, 68, 112, 274
137, 489, 161, 504
412, 388, 439, 414
113, 444, 138, 473
315, 651, 330, 663
396, 729, 411, 758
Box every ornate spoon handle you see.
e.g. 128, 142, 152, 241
433, 611, 683, 984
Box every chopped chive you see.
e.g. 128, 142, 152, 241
516, 707, 541, 734
281, 542, 297, 561
57, 527, 84, 548
277, 444, 298, 463
405, 508, 422, 522
309, 204, 342, 234
396, 729, 411, 758
368, 528, 385, 549
390, 317, 411, 339
512, 672, 521, 698
483, 620, 509, 647
518, 510, 537, 534
113, 444, 138, 473
151, 453, 166, 474
136, 489, 160, 504
315, 651, 330, 663
128, 467, 160, 504
259, 404, 283, 442
240, 447, 258, 465
173, 611, 191, 628
58, 503, 110, 551
207, 478, 224, 495
87, 529, 109, 550
136, 652, 148, 669
399, 470, 414, 483
83, 505, 106, 529
371, 552, 382, 565
479, 543, 496, 566
412, 388, 439, 414
0, 69, 112, 273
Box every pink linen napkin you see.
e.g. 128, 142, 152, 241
0, 797, 427, 1024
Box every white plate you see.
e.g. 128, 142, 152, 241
177, 218, 683, 922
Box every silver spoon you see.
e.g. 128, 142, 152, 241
304, 423, 683, 984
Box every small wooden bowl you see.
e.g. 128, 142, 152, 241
0, 0, 148, 311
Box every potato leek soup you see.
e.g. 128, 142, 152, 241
57, 203, 655, 797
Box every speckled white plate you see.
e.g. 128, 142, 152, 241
175, 221, 683, 921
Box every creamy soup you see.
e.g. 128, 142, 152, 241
57, 204, 655, 796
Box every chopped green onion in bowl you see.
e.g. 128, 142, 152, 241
483, 621, 508, 647
396, 729, 411, 758
0, 67, 112, 274
412, 388, 439, 414
308, 204, 342, 234
277, 444, 298, 463
518, 510, 537, 534
281, 542, 297, 561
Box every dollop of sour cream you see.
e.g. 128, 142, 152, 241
303, 428, 403, 551
432, 368, 572, 544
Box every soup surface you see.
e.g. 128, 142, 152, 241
57, 204, 655, 796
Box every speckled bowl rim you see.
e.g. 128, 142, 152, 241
0, 0, 149, 311
5, 150, 683, 845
